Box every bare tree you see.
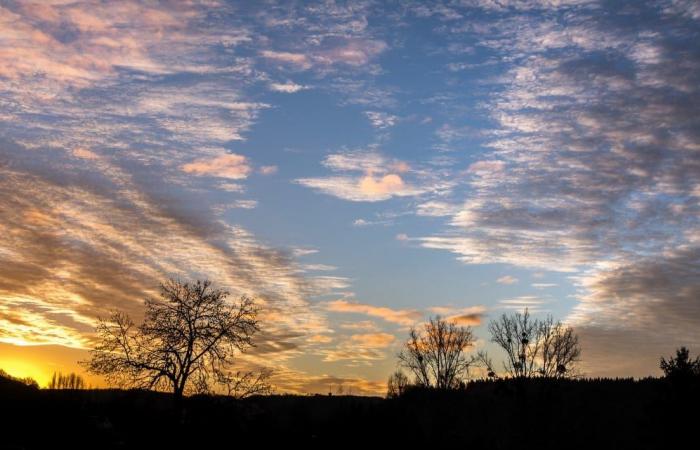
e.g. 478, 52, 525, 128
398, 316, 475, 389
488, 309, 541, 378
473, 350, 498, 379
82, 279, 260, 404
539, 316, 581, 378
386, 370, 409, 398
488, 309, 581, 378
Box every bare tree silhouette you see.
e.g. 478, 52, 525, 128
488, 309, 581, 378
488, 309, 540, 378
473, 350, 498, 379
398, 316, 474, 389
386, 370, 409, 398
539, 315, 581, 378
82, 279, 261, 404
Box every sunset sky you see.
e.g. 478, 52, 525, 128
1, 0, 699, 394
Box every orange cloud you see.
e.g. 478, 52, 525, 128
181, 153, 251, 179
447, 313, 482, 326
72, 148, 99, 160
350, 333, 396, 348
325, 300, 422, 326
308, 334, 333, 344
358, 172, 404, 196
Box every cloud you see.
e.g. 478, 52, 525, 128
324, 300, 422, 326
72, 148, 100, 161
261, 38, 386, 72
420, 2, 700, 271
359, 172, 405, 196
467, 160, 505, 174
258, 165, 279, 175
0, 141, 338, 355
566, 247, 700, 376
270, 368, 386, 396
427, 305, 486, 326
350, 332, 396, 348
416, 201, 459, 217
308, 334, 333, 344
320, 332, 396, 363
181, 153, 252, 179
260, 50, 312, 68
448, 313, 483, 326
497, 275, 518, 285
410, 2, 700, 375
498, 296, 549, 312
296, 151, 441, 202
364, 111, 398, 129
269, 82, 308, 93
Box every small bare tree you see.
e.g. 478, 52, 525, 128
398, 316, 475, 389
539, 316, 581, 378
386, 370, 409, 398
488, 309, 581, 378
82, 279, 260, 403
488, 309, 541, 378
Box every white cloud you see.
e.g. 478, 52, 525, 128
269, 82, 308, 93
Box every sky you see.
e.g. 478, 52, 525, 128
0, 0, 699, 394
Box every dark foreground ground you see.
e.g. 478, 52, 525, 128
1, 375, 699, 449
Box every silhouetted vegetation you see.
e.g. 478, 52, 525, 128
386, 370, 408, 398
0, 368, 38, 389
398, 316, 474, 388
487, 309, 581, 378
660, 346, 700, 380
1, 370, 699, 448
82, 279, 269, 404
48, 371, 86, 390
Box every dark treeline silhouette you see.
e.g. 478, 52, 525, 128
1, 371, 699, 448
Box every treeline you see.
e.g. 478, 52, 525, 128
389, 309, 700, 397
1, 375, 699, 448
47, 371, 87, 390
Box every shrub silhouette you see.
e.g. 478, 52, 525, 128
660, 347, 700, 380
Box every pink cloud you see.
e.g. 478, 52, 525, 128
181, 153, 251, 179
